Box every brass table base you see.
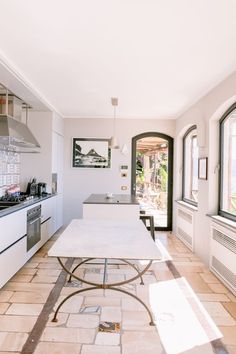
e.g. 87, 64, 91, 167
52, 257, 155, 326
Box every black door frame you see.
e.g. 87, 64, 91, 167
131, 132, 174, 231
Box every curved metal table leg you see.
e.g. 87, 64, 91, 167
54, 257, 155, 326
52, 286, 99, 322
108, 286, 155, 325
68, 257, 96, 282
117, 259, 144, 285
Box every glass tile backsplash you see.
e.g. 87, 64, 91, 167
0, 148, 20, 197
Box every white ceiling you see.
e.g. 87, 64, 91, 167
1, 0, 236, 119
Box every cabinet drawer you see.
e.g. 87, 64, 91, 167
0, 209, 27, 253
0, 236, 27, 288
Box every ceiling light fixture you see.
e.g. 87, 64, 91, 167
109, 97, 119, 149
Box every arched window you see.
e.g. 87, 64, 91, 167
219, 104, 236, 221
182, 125, 198, 206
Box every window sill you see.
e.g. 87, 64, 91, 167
207, 214, 236, 231
175, 200, 198, 212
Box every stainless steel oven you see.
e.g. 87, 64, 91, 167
27, 205, 41, 251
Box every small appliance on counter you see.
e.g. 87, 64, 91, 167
26, 178, 38, 196
38, 182, 47, 196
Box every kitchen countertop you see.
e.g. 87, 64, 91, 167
0, 194, 56, 218
83, 194, 139, 205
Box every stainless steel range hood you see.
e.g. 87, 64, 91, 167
0, 85, 40, 153
0, 115, 41, 153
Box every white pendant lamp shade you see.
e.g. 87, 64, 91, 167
109, 97, 119, 149
109, 136, 119, 149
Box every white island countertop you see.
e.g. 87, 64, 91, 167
48, 219, 162, 260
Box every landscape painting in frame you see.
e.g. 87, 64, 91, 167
72, 138, 111, 168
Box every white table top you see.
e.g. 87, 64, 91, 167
48, 219, 162, 260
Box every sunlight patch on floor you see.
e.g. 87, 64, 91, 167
148, 277, 222, 354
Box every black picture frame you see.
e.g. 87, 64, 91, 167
72, 138, 111, 168
198, 157, 208, 180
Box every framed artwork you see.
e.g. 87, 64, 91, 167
72, 138, 111, 168
198, 157, 208, 180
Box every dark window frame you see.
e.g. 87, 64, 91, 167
182, 125, 198, 207
131, 132, 173, 231
219, 102, 236, 222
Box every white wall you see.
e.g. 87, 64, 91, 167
63, 118, 175, 225
174, 71, 236, 264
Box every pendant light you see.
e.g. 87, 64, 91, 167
109, 97, 119, 149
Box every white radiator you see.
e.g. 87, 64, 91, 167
210, 221, 236, 295
176, 204, 195, 251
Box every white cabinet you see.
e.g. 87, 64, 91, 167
83, 203, 140, 220
0, 209, 27, 253
52, 194, 63, 234
0, 196, 56, 288
0, 209, 27, 288
0, 237, 27, 288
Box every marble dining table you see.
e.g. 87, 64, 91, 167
48, 218, 162, 325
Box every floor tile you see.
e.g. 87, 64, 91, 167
196, 293, 231, 302
81, 345, 121, 354
17, 268, 37, 276
3, 282, 53, 293
0, 315, 37, 332
67, 314, 99, 328
122, 331, 163, 354
222, 302, 236, 320
0, 304, 10, 314
182, 274, 212, 293
101, 307, 121, 322
31, 275, 58, 283
199, 272, 220, 284
226, 345, 236, 353
95, 332, 120, 345
202, 302, 234, 317
10, 291, 49, 304
41, 327, 95, 344
11, 275, 33, 283
0, 291, 13, 302
122, 311, 155, 331
47, 312, 69, 327
0, 332, 28, 351
6, 303, 43, 316
218, 326, 236, 345
34, 342, 82, 354
208, 283, 229, 294
121, 298, 146, 311
36, 269, 61, 276
54, 295, 83, 313
84, 296, 120, 307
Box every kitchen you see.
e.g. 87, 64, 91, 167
0, 1, 236, 353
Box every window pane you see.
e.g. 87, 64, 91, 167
183, 127, 198, 204
221, 113, 236, 216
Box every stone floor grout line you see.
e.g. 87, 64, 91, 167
165, 258, 229, 354
20, 257, 74, 354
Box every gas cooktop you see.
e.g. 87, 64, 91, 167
0, 195, 36, 210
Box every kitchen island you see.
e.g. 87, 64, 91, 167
83, 193, 140, 220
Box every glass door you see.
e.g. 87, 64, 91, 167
131, 132, 173, 230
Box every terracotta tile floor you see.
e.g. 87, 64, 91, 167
0, 230, 236, 353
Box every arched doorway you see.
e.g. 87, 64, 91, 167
131, 132, 173, 231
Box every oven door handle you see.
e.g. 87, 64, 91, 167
28, 217, 41, 225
